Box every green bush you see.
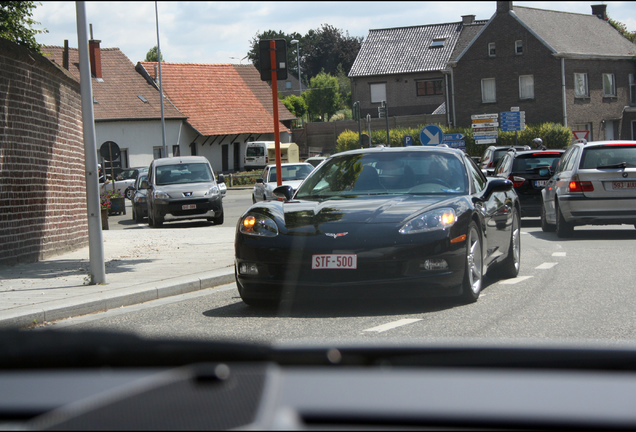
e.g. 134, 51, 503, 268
336, 122, 573, 158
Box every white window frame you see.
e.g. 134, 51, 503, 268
481, 78, 496, 103
515, 40, 523, 55
574, 73, 589, 98
602, 73, 616, 97
370, 83, 387, 104
519, 75, 534, 100
488, 42, 496, 57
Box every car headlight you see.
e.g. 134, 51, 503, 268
153, 190, 170, 200
205, 185, 220, 197
399, 208, 456, 234
240, 213, 278, 237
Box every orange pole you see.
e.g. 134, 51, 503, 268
270, 40, 282, 186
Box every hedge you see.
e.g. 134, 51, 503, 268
336, 123, 573, 157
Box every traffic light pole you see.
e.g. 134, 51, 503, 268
269, 40, 282, 186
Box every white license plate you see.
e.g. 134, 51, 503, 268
612, 181, 636, 190
182, 204, 196, 210
312, 254, 357, 270
534, 180, 547, 188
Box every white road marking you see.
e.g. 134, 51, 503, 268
536, 262, 558, 270
363, 319, 422, 333
552, 252, 566, 257
499, 275, 533, 285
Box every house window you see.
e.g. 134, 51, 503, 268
430, 38, 446, 48
285, 81, 292, 89
515, 40, 523, 55
416, 79, 443, 96
488, 42, 496, 57
481, 78, 496, 103
370, 83, 387, 104
119, 149, 129, 169
630, 74, 636, 105
574, 73, 588, 98
153, 147, 163, 159
519, 75, 534, 100
602, 73, 616, 97
172, 145, 180, 157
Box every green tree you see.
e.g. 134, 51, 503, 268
302, 24, 362, 78
0, 1, 47, 53
607, 16, 636, 42
144, 45, 164, 62
304, 72, 341, 122
282, 94, 307, 118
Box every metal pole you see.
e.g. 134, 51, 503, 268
155, 1, 167, 157
76, 1, 105, 284
270, 40, 282, 186
383, 101, 390, 146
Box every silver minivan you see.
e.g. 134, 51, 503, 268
541, 141, 636, 237
143, 156, 225, 227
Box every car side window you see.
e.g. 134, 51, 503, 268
556, 148, 574, 173
495, 154, 511, 176
467, 157, 487, 193
563, 147, 580, 172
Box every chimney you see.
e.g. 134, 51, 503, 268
591, 4, 607, 20
496, 1, 512, 15
462, 15, 476, 25
89, 38, 102, 79
63, 40, 69, 70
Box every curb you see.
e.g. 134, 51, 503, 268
0, 268, 235, 329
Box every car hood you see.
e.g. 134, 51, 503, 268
266, 180, 305, 190
159, 182, 218, 198
275, 195, 466, 230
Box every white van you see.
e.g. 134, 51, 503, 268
244, 141, 273, 171
244, 141, 300, 171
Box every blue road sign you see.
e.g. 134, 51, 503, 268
420, 125, 443, 146
443, 133, 465, 141
443, 140, 465, 149
404, 136, 414, 147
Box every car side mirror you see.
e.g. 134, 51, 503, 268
217, 173, 225, 184
273, 185, 294, 201
256, 178, 264, 184
484, 178, 513, 196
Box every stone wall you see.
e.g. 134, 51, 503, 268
0, 38, 88, 266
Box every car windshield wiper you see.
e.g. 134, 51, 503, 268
597, 162, 629, 169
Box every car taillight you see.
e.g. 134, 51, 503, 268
265, 156, 269, 163
508, 175, 526, 188
568, 175, 594, 192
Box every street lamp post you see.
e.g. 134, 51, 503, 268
290, 39, 302, 96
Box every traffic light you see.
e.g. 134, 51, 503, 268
259, 39, 287, 81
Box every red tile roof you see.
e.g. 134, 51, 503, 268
42, 46, 185, 121
139, 62, 294, 136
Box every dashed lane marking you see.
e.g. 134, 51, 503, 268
536, 262, 558, 270
363, 319, 422, 333
499, 275, 533, 285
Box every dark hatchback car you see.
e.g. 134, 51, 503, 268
493, 148, 565, 218
479, 145, 530, 175
235, 146, 520, 307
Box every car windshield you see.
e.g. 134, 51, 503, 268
155, 163, 213, 185
296, 151, 468, 198
267, 164, 313, 183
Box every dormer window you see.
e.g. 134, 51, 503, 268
430, 38, 446, 48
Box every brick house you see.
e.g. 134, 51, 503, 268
450, 2, 636, 141
349, 15, 487, 123
139, 62, 296, 173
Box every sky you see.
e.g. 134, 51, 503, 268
32, 2, 636, 65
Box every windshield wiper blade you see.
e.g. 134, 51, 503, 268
597, 162, 628, 169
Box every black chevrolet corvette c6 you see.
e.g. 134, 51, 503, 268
235, 146, 520, 306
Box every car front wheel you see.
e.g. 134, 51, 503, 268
460, 221, 483, 303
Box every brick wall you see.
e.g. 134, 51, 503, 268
0, 39, 88, 266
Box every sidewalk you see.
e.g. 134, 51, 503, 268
0, 224, 237, 329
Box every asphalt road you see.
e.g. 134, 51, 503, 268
46, 213, 636, 346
